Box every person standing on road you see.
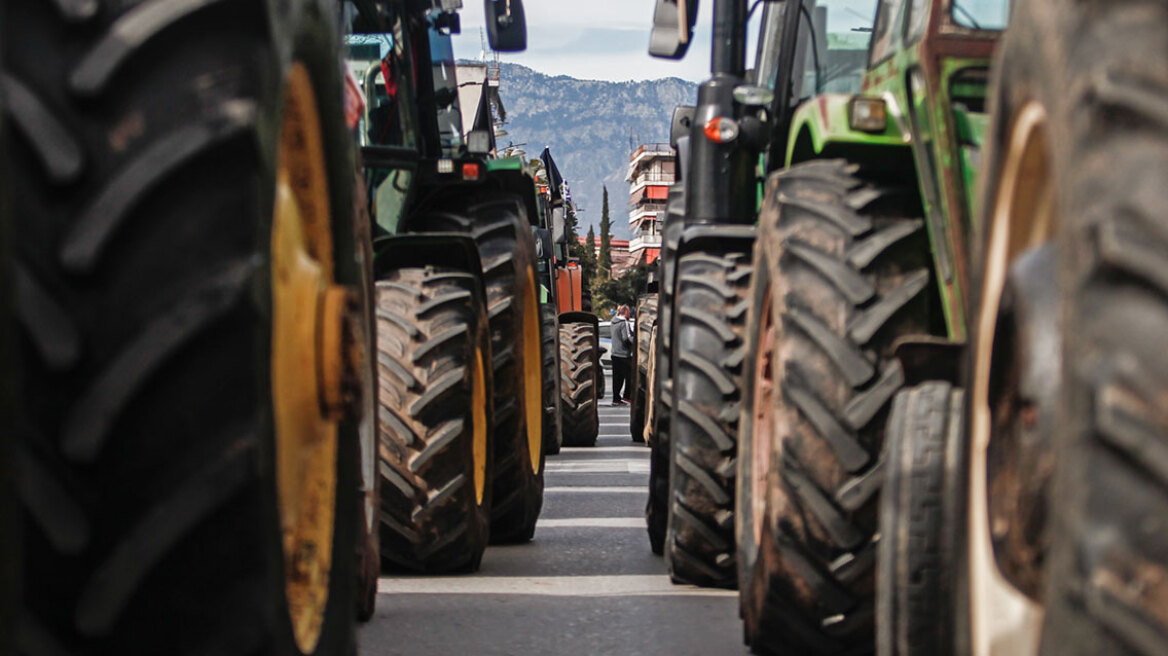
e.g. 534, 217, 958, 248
611, 305, 634, 406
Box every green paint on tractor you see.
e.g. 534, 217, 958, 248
782, 0, 1006, 342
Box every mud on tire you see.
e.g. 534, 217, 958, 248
375, 268, 492, 573
740, 160, 931, 655
977, 2, 1168, 653
665, 252, 750, 588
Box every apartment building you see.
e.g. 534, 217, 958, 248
626, 143, 675, 265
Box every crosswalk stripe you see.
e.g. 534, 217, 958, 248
377, 575, 736, 598
560, 446, 646, 453
545, 462, 650, 474
544, 486, 644, 493
538, 518, 642, 527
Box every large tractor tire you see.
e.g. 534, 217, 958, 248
0, 47, 15, 655
374, 268, 493, 573
541, 304, 562, 456
424, 197, 544, 543
559, 321, 600, 447
966, 2, 1168, 653
647, 189, 684, 554
738, 161, 931, 655
630, 293, 658, 443
877, 383, 964, 656
2, 1, 362, 652
665, 252, 750, 588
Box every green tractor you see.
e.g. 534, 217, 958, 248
726, 0, 1005, 653
344, 0, 550, 576
3, 0, 371, 651
647, 0, 1000, 649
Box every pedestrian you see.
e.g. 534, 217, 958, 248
610, 304, 634, 406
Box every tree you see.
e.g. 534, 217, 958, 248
591, 264, 651, 318
598, 186, 612, 280
581, 224, 597, 291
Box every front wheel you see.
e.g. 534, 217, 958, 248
877, 383, 965, 656
665, 251, 750, 588
739, 160, 931, 655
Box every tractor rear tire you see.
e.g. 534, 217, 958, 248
422, 197, 544, 544
542, 304, 562, 456
631, 294, 658, 443
740, 160, 931, 655
665, 252, 751, 588
2, 1, 360, 652
977, 2, 1168, 653
0, 55, 14, 656
877, 383, 964, 656
559, 321, 599, 447
374, 268, 492, 573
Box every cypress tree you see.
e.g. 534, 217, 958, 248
599, 186, 612, 279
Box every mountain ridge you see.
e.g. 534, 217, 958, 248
485, 61, 697, 239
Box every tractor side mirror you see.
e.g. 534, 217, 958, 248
535, 228, 553, 260
485, 0, 527, 52
649, 0, 699, 59
551, 206, 566, 244
670, 105, 695, 149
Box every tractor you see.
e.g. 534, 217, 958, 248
539, 148, 602, 449
343, 0, 551, 577
2, 0, 374, 651
646, 0, 998, 651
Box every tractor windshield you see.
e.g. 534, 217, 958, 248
951, 0, 1011, 30
794, 0, 879, 99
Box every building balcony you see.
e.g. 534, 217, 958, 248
628, 203, 667, 225
628, 175, 675, 196
629, 143, 673, 166
629, 234, 663, 253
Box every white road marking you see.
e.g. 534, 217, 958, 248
545, 461, 649, 474
378, 575, 736, 598
538, 518, 643, 528
561, 446, 646, 453
544, 486, 644, 493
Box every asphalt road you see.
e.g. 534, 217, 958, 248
358, 374, 747, 656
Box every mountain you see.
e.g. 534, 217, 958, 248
490, 62, 697, 239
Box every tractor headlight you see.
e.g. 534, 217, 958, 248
849, 97, 888, 133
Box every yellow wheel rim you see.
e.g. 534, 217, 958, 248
472, 340, 489, 504
968, 101, 1054, 656
522, 269, 543, 473
270, 62, 342, 654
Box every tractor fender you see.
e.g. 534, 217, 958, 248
786, 93, 908, 167
892, 336, 966, 387
557, 311, 598, 329
373, 232, 488, 305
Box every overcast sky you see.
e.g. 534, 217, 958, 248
451, 0, 718, 82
